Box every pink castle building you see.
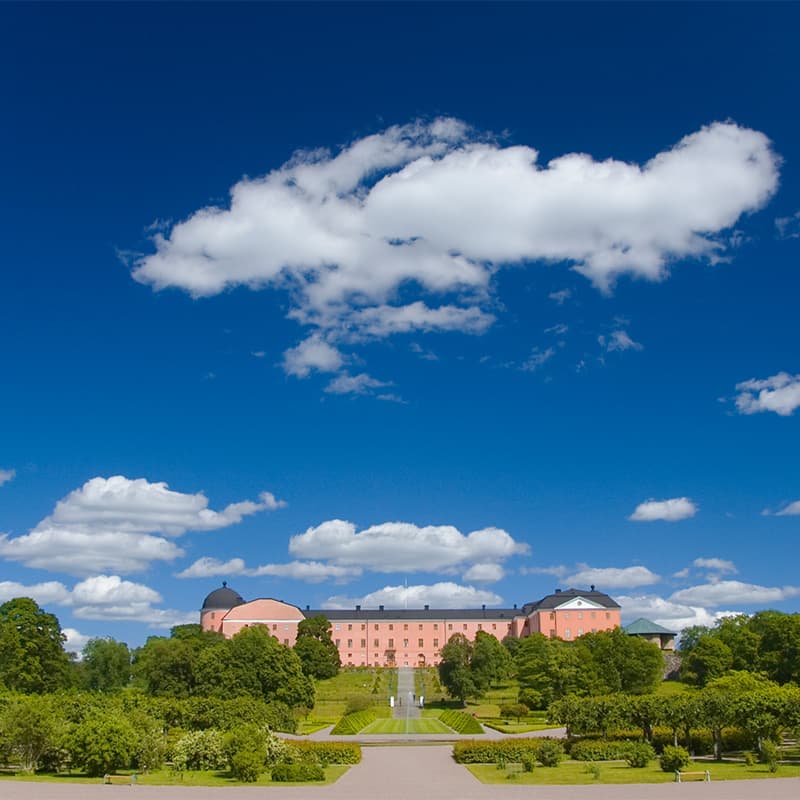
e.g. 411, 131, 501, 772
201, 583, 621, 667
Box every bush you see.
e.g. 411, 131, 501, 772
231, 749, 264, 782
439, 710, 483, 734
660, 745, 690, 773
499, 703, 530, 721
537, 739, 564, 767
585, 762, 602, 780
453, 739, 561, 764
760, 740, 779, 772
520, 754, 536, 772
69, 714, 136, 777
271, 763, 325, 782
172, 729, 226, 772
518, 689, 544, 711
570, 739, 636, 761
344, 695, 374, 715
330, 710, 376, 735
287, 741, 361, 765
625, 742, 655, 768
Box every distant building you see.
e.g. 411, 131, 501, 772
624, 617, 676, 651
201, 583, 622, 667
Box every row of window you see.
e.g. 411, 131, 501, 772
335, 638, 439, 649
549, 611, 612, 620
333, 621, 510, 632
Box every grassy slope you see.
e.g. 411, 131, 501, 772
360, 718, 453, 734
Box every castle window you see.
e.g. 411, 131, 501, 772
272, 624, 277, 630
418, 638, 424, 647
361, 624, 366, 630
578, 612, 583, 619
375, 624, 379, 631
374, 638, 379, 647
388, 638, 394, 647
403, 639, 408, 647
492, 624, 496, 630
283, 639, 289, 646
565, 629, 571, 639
404, 624, 408, 630
448, 624, 453, 631
433, 638, 439, 647
606, 612, 611, 619
335, 624, 341, 630
463, 624, 467, 630
335, 639, 340, 646
433, 623, 438, 630
477, 624, 482, 630
418, 624, 423, 630
348, 624, 352, 630
347, 639, 353, 648
361, 639, 366, 647
578, 629, 583, 636
389, 624, 394, 631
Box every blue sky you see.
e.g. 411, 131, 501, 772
1, 2, 799, 652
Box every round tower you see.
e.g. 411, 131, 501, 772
200, 581, 245, 634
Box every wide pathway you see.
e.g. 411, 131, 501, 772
3, 746, 800, 800
393, 666, 420, 720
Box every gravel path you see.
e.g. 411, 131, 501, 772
3, 747, 800, 800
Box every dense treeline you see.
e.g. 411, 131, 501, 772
549, 673, 800, 759
0, 598, 338, 705
438, 626, 664, 707
679, 612, 800, 686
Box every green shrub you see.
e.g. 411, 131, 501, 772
439, 709, 483, 734
625, 742, 655, 768
743, 750, 756, 766
271, 763, 325, 782
69, 714, 136, 777
453, 739, 558, 764
585, 762, 602, 780
288, 741, 361, 765
537, 739, 564, 767
518, 689, 544, 710
570, 739, 636, 761
520, 754, 536, 772
660, 745, 690, 773
231, 749, 264, 782
330, 710, 376, 735
172, 729, 226, 772
499, 703, 530, 721
760, 740, 779, 772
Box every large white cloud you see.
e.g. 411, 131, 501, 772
617, 593, 739, 631
565, 565, 660, 589
324, 581, 503, 610
629, 497, 698, 522
0, 476, 284, 575
288, 519, 529, 573
176, 556, 361, 583
0, 574, 192, 627
734, 372, 800, 416
132, 118, 779, 376
670, 580, 800, 607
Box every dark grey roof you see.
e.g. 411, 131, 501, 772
202, 582, 245, 610
304, 607, 521, 621
521, 587, 620, 615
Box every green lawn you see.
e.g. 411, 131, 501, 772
360, 717, 453, 734
0, 766, 350, 786
466, 759, 800, 785
311, 668, 393, 718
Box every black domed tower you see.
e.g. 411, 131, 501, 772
200, 581, 245, 633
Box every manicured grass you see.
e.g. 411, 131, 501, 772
297, 719, 337, 734
482, 721, 556, 734
0, 767, 350, 787
655, 680, 694, 696
312, 668, 390, 718
466, 759, 800, 785
360, 717, 453, 734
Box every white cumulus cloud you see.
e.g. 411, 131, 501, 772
566, 565, 661, 589
62, 628, 91, 655
617, 593, 739, 631
324, 373, 390, 396
670, 580, 800, 607
775, 500, 800, 516
693, 557, 738, 575
324, 581, 503, 610
0, 476, 284, 575
289, 519, 528, 574
132, 119, 778, 382
629, 497, 698, 522
176, 556, 361, 583
462, 563, 505, 583
0, 468, 16, 487
734, 372, 800, 416
600, 330, 643, 352
0, 580, 72, 605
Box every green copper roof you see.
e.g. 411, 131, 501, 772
625, 617, 676, 636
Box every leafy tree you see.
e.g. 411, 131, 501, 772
438, 634, 479, 705
748, 610, 800, 685
499, 702, 529, 722
82, 638, 131, 692
681, 636, 734, 687
0, 694, 62, 771
294, 615, 340, 679
574, 628, 662, 695
515, 634, 581, 706
471, 630, 512, 690
133, 636, 197, 697
0, 598, 72, 692
69, 710, 136, 776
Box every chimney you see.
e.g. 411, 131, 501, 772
590, 584, 595, 592
555, 588, 561, 593
513, 603, 517, 609
482, 604, 486, 611
306, 605, 310, 610
355, 604, 361, 611
424, 604, 429, 611
379, 605, 384, 611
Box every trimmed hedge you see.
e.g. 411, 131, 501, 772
288, 741, 362, 765
453, 738, 564, 764
439, 710, 483, 734
330, 710, 376, 735
271, 763, 325, 782
570, 739, 641, 762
